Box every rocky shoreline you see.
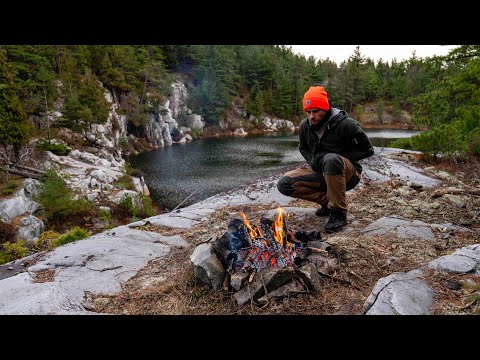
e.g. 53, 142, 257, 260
1, 146, 478, 315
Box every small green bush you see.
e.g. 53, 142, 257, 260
390, 137, 413, 150
1, 180, 18, 195
3, 240, 28, 259
36, 140, 71, 156
118, 136, 128, 149
123, 161, 134, 175
34, 168, 94, 221
113, 174, 135, 190
52, 226, 89, 247
119, 194, 137, 218
98, 209, 111, 222
34, 230, 61, 250
191, 128, 202, 139
139, 194, 156, 218
130, 168, 144, 177
0, 252, 12, 265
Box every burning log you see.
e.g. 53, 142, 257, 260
212, 218, 252, 273
210, 208, 297, 275
258, 217, 280, 250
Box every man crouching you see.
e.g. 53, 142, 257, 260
277, 85, 374, 232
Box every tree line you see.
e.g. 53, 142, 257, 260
1, 44, 479, 160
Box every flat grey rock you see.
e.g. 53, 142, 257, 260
361, 216, 434, 240
363, 269, 434, 315
0, 226, 186, 314
427, 244, 480, 274
0, 273, 89, 315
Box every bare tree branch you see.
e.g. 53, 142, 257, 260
0, 166, 41, 179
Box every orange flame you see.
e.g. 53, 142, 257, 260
240, 212, 258, 239
273, 207, 286, 246
238, 207, 297, 271
240, 207, 287, 246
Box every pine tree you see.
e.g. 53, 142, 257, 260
0, 48, 31, 163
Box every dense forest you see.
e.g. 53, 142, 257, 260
1, 44, 479, 158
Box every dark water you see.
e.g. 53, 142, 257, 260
128, 132, 303, 210
128, 129, 420, 210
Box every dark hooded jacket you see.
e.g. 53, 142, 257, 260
298, 107, 374, 173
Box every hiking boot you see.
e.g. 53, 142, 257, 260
315, 206, 331, 217
324, 208, 347, 232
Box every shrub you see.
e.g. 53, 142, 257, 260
98, 209, 111, 222
52, 226, 89, 247
36, 140, 71, 155
34, 167, 94, 222
118, 136, 128, 149
119, 194, 137, 218
113, 174, 135, 190
191, 128, 202, 140
0, 252, 12, 265
390, 137, 413, 150
355, 104, 364, 122
34, 230, 61, 250
130, 168, 144, 177
1, 180, 18, 195
123, 161, 134, 175
139, 194, 156, 218
3, 240, 28, 260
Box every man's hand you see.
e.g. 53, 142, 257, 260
309, 151, 329, 172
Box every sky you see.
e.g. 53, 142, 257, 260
288, 45, 458, 65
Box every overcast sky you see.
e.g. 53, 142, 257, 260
288, 45, 458, 65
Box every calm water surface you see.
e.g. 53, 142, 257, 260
128, 129, 420, 210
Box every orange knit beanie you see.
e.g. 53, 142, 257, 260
303, 86, 330, 112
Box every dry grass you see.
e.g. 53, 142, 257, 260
91, 155, 480, 315
32, 268, 55, 283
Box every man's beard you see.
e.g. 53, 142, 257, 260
310, 119, 325, 130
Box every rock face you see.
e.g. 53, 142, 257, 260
0, 226, 188, 314
139, 80, 204, 148
15, 215, 44, 243
43, 149, 150, 207
0, 179, 41, 224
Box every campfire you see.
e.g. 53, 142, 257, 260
226, 208, 296, 274
190, 207, 339, 306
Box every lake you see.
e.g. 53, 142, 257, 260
128, 129, 420, 210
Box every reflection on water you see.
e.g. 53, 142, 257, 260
128, 129, 421, 210
364, 129, 421, 138
365, 129, 422, 147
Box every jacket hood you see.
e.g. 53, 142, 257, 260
324, 107, 348, 128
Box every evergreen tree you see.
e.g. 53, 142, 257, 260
189, 45, 238, 124
0, 49, 31, 162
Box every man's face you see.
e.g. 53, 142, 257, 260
306, 109, 327, 125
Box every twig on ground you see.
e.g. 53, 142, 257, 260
169, 189, 199, 214
317, 270, 364, 293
